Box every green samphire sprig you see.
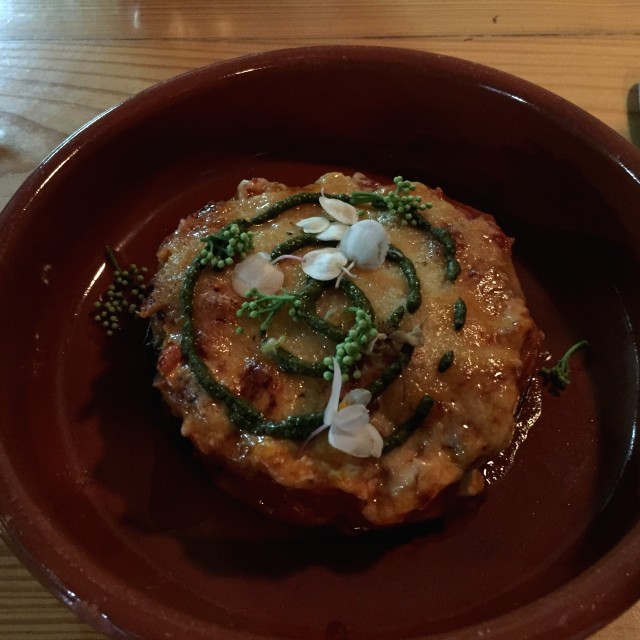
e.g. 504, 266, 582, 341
93, 246, 149, 336
539, 340, 589, 394
199, 221, 254, 269
322, 307, 379, 382
236, 288, 303, 332
350, 175, 432, 226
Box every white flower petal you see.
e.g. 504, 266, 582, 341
324, 359, 343, 424
332, 404, 370, 432
343, 388, 372, 407
338, 219, 389, 270
328, 410, 383, 458
334, 260, 357, 289
316, 222, 349, 241
301, 248, 348, 281
232, 252, 284, 296
317, 359, 382, 458
295, 216, 331, 234
319, 195, 359, 225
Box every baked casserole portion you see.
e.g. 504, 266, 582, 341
141, 172, 543, 530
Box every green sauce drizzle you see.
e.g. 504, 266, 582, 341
295, 279, 348, 344
387, 245, 421, 313
382, 395, 434, 453
252, 192, 350, 225
438, 350, 454, 372
412, 214, 461, 282
270, 233, 328, 259
268, 346, 328, 378
453, 297, 467, 331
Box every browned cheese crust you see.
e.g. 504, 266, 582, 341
141, 173, 543, 530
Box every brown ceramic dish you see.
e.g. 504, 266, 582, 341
1, 46, 640, 640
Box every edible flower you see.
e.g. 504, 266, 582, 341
295, 195, 358, 241
338, 219, 389, 269
318, 194, 359, 225
300, 219, 389, 285
295, 216, 331, 234
301, 247, 354, 284
231, 251, 285, 296
314, 222, 350, 241
307, 359, 383, 458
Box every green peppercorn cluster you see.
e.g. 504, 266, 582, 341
349, 176, 432, 226
199, 222, 254, 269
94, 248, 148, 336
323, 308, 379, 381
236, 288, 303, 332
384, 176, 432, 226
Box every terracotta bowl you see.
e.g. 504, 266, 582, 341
1, 46, 640, 640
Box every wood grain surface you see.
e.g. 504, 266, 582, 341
1, 1, 639, 638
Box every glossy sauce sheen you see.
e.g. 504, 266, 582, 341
142, 173, 543, 529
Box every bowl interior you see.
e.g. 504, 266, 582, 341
1, 46, 640, 640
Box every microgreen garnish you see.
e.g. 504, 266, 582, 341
93, 246, 148, 336
350, 175, 432, 225
199, 221, 254, 269
236, 288, 303, 332
322, 307, 379, 382
539, 340, 589, 393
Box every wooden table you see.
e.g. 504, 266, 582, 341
1, 1, 639, 638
